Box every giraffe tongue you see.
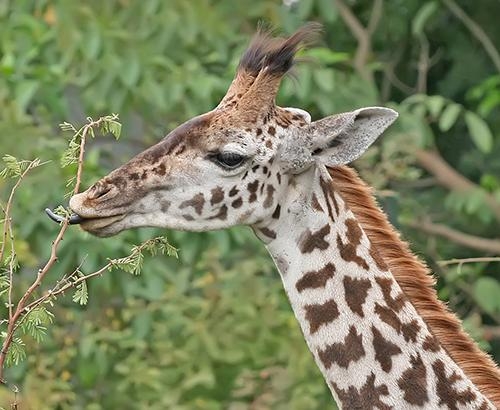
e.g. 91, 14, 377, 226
45, 208, 84, 225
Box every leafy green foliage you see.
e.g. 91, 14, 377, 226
71, 271, 88, 306
0, 0, 499, 408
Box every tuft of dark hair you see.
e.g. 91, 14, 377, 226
238, 22, 322, 77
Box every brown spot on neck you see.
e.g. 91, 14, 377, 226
433, 359, 477, 410
318, 325, 365, 369
398, 354, 429, 406
372, 325, 402, 372
331, 372, 391, 410
298, 224, 330, 253
375, 276, 405, 312
304, 299, 339, 334
295, 263, 336, 292
343, 276, 371, 317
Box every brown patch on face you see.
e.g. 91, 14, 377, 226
369, 244, 388, 271
422, 335, 440, 352
231, 197, 243, 208
256, 128, 262, 136
311, 193, 323, 212
263, 185, 275, 208
210, 187, 224, 205
160, 200, 171, 212
173, 144, 186, 155
298, 224, 330, 254
318, 325, 365, 369
397, 354, 429, 406
229, 186, 239, 197
343, 276, 372, 317
433, 359, 477, 410
372, 325, 402, 372
180, 193, 205, 215
247, 180, 259, 202
401, 319, 420, 342
258, 227, 276, 240
265, 139, 272, 148
153, 163, 166, 176
331, 373, 391, 410
375, 277, 405, 311
208, 205, 228, 221
272, 204, 281, 219
304, 299, 339, 334
138, 113, 212, 164
295, 263, 336, 293
268, 126, 276, 135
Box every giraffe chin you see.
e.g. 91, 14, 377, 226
77, 214, 126, 237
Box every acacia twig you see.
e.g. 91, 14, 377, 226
415, 150, 500, 223
443, 0, 500, 73
0, 116, 109, 382
405, 219, 500, 254
438, 257, 500, 266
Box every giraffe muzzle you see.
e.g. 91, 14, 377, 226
45, 208, 84, 225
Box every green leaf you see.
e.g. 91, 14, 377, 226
73, 275, 89, 305
15, 80, 39, 113
108, 120, 122, 139
412, 1, 439, 36
439, 103, 461, 132
474, 277, 500, 314
425, 95, 445, 117
5, 337, 26, 366
464, 111, 494, 153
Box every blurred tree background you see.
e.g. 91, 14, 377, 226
1, 0, 500, 408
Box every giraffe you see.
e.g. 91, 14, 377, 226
58, 24, 500, 408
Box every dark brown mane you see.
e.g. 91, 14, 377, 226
238, 22, 321, 77
329, 165, 500, 407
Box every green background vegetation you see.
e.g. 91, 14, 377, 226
1, 0, 500, 408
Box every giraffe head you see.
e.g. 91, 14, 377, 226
68, 24, 397, 237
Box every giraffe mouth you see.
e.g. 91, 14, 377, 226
45, 208, 126, 230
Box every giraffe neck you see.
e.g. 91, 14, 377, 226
254, 166, 494, 410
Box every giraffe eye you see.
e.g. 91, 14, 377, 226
209, 152, 247, 170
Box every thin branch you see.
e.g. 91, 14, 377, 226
405, 219, 500, 254
0, 116, 108, 382
416, 36, 430, 94
442, 0, 500, 73
415, 150, 500, 222
334, 0, 383, 83
438, 257, 500, 266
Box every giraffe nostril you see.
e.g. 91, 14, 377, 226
88, 184, 114, 201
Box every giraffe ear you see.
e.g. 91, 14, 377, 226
307, 107, 398, 166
